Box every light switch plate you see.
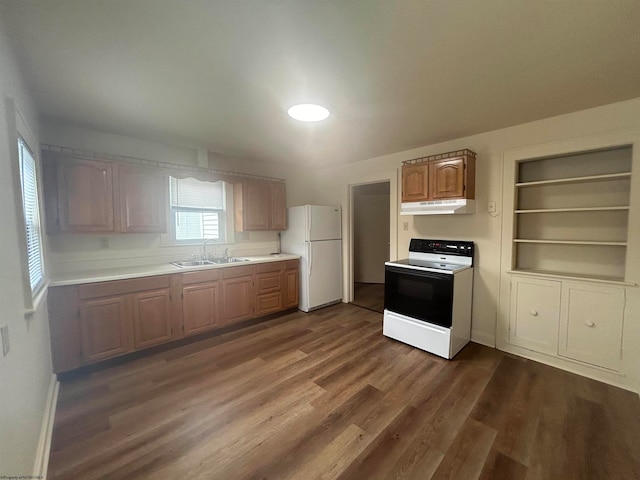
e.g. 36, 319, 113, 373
1, 325, 9, 357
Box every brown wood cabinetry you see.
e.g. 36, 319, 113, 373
256, 263, 283, 316
222, 265, 255, 324
401, 164, 429, 203
401, 150, 476, 203
54, 157, 116, 233
118, 165, 167, 233
48, 260, 300, 373
43, 153, 168, 234
181, 269, 222, 336
283, 260, 300, 309
234, 180, 287, 231
132, 289, 172, 349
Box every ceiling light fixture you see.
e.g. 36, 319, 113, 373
287, 104, 330, 122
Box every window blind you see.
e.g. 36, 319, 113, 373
18, 138, 45, 293
169, 176, 224, 209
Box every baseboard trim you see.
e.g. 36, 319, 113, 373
33, 374, 59, 478
471, 331, 495, 348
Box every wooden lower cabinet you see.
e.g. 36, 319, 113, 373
182, 282, 222, 336
132, 289, 172, 348
48, 260, 300, 373
79, 295, 131, 363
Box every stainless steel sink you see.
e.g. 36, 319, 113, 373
171, 260, 216, 267
171, 258, 250, 267
212, 257, 250, 264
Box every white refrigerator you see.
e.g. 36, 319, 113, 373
280, 205, 342, 312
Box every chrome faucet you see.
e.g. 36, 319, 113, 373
223, 248, 229, 261
202, 238, 215, 261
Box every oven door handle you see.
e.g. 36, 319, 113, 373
385, 265, 450, 280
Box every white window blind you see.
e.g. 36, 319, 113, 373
169, 176, 226, 242
18, 137, 45, 294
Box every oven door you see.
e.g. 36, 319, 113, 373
384, 265, 454, 328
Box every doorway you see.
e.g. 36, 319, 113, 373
350, 181, 390, 312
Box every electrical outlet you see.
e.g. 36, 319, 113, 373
488, 201, 497, 214
403, 222, 409, 231
99, 237, 109, 249
1, 325, 9, 357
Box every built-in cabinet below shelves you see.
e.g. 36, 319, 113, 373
513, 146, 632, 281
48, 259, 299, 373
509, 275, 626, 371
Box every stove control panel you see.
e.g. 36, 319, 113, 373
409, 238, 474, 258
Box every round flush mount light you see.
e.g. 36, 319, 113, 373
287, 103, 330, 122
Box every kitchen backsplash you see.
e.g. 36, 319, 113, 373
46, 230, 280, 275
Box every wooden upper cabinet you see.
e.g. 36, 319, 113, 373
43, 153, 169, 234
401, 164, 429, 202
234, 180, 287, 231
118, 165, 167, 233
401, 151, 476, 202
56, 158, 115, 233
269, 182, 287, 230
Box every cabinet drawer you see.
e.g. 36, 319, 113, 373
78, 275, 170, 299
284, 259, 299, 270
222, 264, 255, 279
256, 292, 283, 316
256, 262, 283, 274
182, 269, 220, 285
256, 271, 282, 294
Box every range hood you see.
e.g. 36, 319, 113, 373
401, 199, 475, 215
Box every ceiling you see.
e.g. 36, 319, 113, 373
2, 0, 640, 166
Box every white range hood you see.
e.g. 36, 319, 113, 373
400, 199, 475, 215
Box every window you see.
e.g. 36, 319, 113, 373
169, 176, 228, 243
18, 137, 45, 295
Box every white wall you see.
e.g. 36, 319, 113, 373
314, 98, 640, 367
0, 25, 53, 477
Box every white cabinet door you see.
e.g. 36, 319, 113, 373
558, 282, 625, 371
509, 277, 561, 355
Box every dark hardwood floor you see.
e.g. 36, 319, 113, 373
48, 304, 640, 480
351, 282, 384, 313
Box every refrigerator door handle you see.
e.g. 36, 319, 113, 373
308, 243, 313, 276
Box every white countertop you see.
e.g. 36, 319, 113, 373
49, 254, 300, 287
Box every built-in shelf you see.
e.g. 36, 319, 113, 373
512, 145, 632, 280
514, 239, 627, 246
507, 269, 635, 286
515, 206, 630, 214
515, 172, 631, 188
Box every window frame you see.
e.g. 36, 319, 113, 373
166, 176, 233, 246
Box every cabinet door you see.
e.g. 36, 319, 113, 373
118, 165, 167, 233
132, 288, 172, 349
509, 277, 561, 355
240, 181, 270, 231
283, 268, 299, 309
558, 282, 625, 370
79, 295, 131, 362
429, 158, 465, 199
223, 276, 255, 324
57, 158, 115, 232
269, 182, 287, 230
401, 164, 429, 202
182, 282, 222, 336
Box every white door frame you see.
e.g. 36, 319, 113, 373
344, 170, 398, 303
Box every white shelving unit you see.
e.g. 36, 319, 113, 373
513, 146, 632, 282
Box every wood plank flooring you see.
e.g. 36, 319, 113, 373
351, 282, 384, 313
48, 304, 640, 480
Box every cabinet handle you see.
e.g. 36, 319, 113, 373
585, 320, 595, 327
529, 309, 538, 316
